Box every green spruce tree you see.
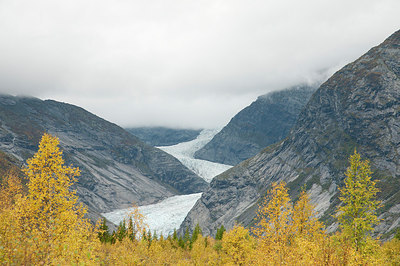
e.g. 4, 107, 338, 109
216, 225, 226, 240
116, 219, 127, 242
183, 227, 191, 248
98, 218, 111, 243
190, 223, 202, 249
173, 228, 178, 241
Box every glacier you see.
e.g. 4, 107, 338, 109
158, 128, 232, 182
102, 193, 202, 237
102, 129, 233, 235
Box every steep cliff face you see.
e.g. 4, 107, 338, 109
181, 30, 400, 238
0, 96, 208, 214
194, 86, 316, 165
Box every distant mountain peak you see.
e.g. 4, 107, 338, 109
126, 127, 202, 146
194, 84, 317, 165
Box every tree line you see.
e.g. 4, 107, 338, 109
1, 133, 400, 264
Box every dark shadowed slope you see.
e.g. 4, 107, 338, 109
126, 127, 201, 146
194, 85, 316, 165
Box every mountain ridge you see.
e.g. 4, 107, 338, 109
0, 95, 208, 217
126, 127, 202, 146
194, 85, 317, 165
180, 29, 400, 238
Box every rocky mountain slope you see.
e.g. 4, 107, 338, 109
0, 96, 208, 216
126, 127, 201, 146
181, 29, 400, 238
194, 85, 316, 165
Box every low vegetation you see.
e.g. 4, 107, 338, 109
1, 133, 400, 265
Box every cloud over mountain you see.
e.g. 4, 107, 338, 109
0, 0, 399, 128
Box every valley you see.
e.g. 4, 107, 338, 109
103, 128, 233, 235
0, 96, 208, 224
1, 1, 399, 263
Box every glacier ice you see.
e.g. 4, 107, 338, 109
158, 129, 232, 182
102, 193, 202, 237
103, 129, 233, 235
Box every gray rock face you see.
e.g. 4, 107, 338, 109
194, 85, 316, 165
126, 127, 201, 146
0, 96, 208, 216
181, 30, 400, 238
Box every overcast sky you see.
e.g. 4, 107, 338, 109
0, 1, 398, 129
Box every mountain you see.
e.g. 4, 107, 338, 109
126, 127, 201, 146
0, 95, 208, 217
194, 85, 317, 165
0, 150, 25, 184
180, 30, 400, 238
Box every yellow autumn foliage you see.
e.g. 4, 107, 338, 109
253, 181, 294, 264
0, 133, 99, 264
337, 149, 381, 253
221, 224, 255, 265
2, 134, 400, 265
127, 202, 149, 240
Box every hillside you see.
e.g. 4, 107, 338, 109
194, 85, 316, 165
180, 29, 400, 238
0, 95, 208, 216
126, 127, 201, 146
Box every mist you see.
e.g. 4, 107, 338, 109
0, 0, 399, 128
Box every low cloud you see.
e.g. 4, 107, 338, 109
0, 0, 399, 128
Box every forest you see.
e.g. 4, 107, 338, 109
1, 133, 400, 265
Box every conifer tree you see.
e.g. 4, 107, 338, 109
178, 235, 185, 248
337, 149, 380, 251
395, 229, 400, 240
191, 223, 202, 248
126, 202, 147, 240
216, 225, 226, 240
172, 228, 178, 241
141, 229, 147, 241
127, 216, 134, 241
147, 230, 153, 245
98, 218, 111, 243
117, 219, 127, 242
183, 227, 191, 248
